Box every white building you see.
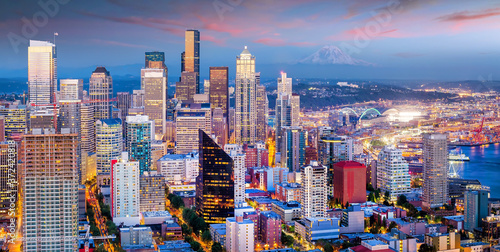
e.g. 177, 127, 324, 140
423, 133, 449, 208
175, 103, 211, 154
141, 68, 167, 139
157, 152, 199, 182
226, 216, 255, 252
112, 152, 140, 218
301, 161, 327, 218
60, 79, 83, 100
377, 145, 411, 201
229, 150, 246, 208
235, 46, 257, 145
28, 40, 57, 106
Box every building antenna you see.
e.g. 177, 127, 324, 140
54, 32, 58, 45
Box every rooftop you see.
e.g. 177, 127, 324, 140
141, 211, 172, 218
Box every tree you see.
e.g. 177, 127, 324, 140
181, 223, 192, 235
368, 192, 375, 202
397, 195, 407, 206
90, 225, 100, 236
323, 243, 334, 252
418, 244, 436, 252
384, 191, 390, 201
95, 244, 107, 252
201, 230, 212, 243
212, 242, 223, 252
281, 232, 294, 247
171, 195, 185, 209
190, 241, 201, 251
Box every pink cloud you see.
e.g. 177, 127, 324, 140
253, 38, 317, 47
201, 34, 226, 46
436, 8, 500, 22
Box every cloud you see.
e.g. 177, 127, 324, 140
201, 34, 226, 46
393, 52, 425, 58
253, 38, 317, 47
89, 39, 151, 48
436, 8, 500, 22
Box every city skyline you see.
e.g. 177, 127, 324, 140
1, 0, 499, 80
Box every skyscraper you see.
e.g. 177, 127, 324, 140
212, 107, 227, 146
176, 71, 197, 103
139, 172, 166, 212
277, 72, 292, 97
422, 133, 448, 209
145, 51, 167, 70
96, 118, 122, 185
275, 72, 299, 151
28, 40, 57, 106
175, 103, 211, 154
21, 130, 78, 251
60, 79, 83, 100
0, 105, 28, 139
116, 92, 131, 121
0, 141, 16, 213
377, 145, 411, 201
209, 67, 229, 117
89, 67, 113, 120
111, 152, 140, 218
464, 189, 488, 231
142, 68, 167, 139
184, 30, 200, 93
58, 100, 82, 182
281, 126, 306, 172
235, 46, 257, 145
256, 84, 268, 142
196, 130, 234, 224
125, 115, 153, 175
80, 103, 95, 153
301, 161, 327, 218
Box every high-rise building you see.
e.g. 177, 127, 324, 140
21, 130, 78, 251
256, 84, 268, 142
89, 67, 113, 120
28, 40, 57, 106
196, 130, 234, 224
377, 145, 411, 201
60, 79, 83, 100
275, 74, 299, 152
80, 103, 95, 153
176, 71, 197, 103
139, 172, 166, 212
111, 152, 139, 218
318, 135, 354, 196
333, 161, 367, 205
96, 118, 122, 185
0, 117, 4, 142
235, 46, 257, 145
184, 30, 200, 93
259, 211, 282, 248
204, 80, 210, 95
145, 51, 167, 70
132, 89, 145, 108
175, 103, 211, 154
226, 216, 255, 252
157, 152, 199, 182
58, 100, 82, 182
422, 133, 448, 209
301, 161, 327, 218
0, 141, 16, 213
125, 115, 153, 175
0, 105, 28, 139
212, 108, 227, 147
228, 150, 246, 208
209, 67, 229, 117
117, 92, 131, 121
141, 68, 167, 139
464, 189, 489, 231
277, 72, 292, 97
281, 126, 306, 172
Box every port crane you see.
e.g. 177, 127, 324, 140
472, 117, 485, 143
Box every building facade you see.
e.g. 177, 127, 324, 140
89, 66, 113, 120
377, 145, 411, 201
28, 40, 57, 106
301, 161, 327, 218
422, 133, 449, 209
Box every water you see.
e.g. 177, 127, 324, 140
456, 143, 500, 198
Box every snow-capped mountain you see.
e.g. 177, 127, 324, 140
299, 45, 372, 66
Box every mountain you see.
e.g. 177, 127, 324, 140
299, 45, 373, 66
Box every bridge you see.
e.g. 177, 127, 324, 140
339, 107, 389, 125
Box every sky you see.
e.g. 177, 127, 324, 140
1, 0, 500, 80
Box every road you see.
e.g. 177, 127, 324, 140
88, 184, 115, 252
166, 203, 211, 251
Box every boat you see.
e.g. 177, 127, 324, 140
448, 151, 470, 161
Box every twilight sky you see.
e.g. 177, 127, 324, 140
1, 0, 500, 80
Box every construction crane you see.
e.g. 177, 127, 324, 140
472, 117, 485, 143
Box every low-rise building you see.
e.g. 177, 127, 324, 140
482, 215, 500, 241
259, 211, 282, 248
162, 222, 182, 241
349, 240, 396, 252
424, 232, 460, 252
377, 229, 417, 252
140, 211, 173, 225
271, 201, 301, 224
275, 182, 301, 202
120, 226, 154, 250
340, 205, 365, 234
295, 218, 340, 242
460, 242, 489, 252
373, 207, 407, 223
387, 218, 426, 236
443, 215, 464, 231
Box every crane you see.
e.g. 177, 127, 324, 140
472, 117, 485, 143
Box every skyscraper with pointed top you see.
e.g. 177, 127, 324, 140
89, 66, 113, 120
235, 46, 257, 145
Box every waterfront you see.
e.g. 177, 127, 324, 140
458, 143, 500, 198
